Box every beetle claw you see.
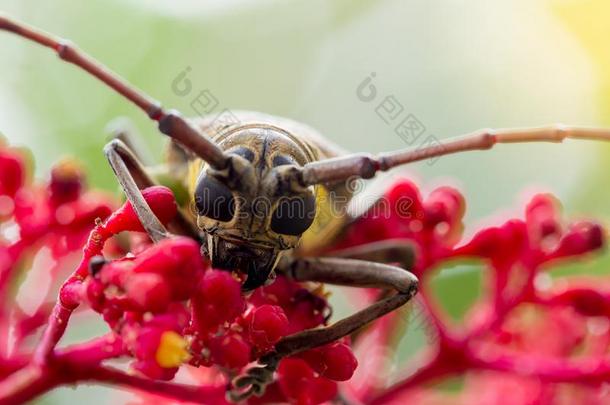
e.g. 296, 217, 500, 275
228, 357, 280, 402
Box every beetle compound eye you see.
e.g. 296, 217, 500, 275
229, 146, 255, 163
270, 194, 316, 235
195, 174, 235, 222
272, 154, 296, 167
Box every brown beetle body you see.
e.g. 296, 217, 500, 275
172, 111, 354, 289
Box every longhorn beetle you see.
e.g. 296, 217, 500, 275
3, 13, 610, 401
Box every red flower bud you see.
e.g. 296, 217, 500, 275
0, 149, 25, 197
550, 221, 604, 260
131, 237, 205, 300
287, 290, 329, 333
425, 186, 465, 227
245, 304, 289, 350
97, 258, 134, 287
124, 273, 172, 313
549, 287, 610, 317
277, 358, 338, 405
192, 270, 245, 333
526, 194, 562, 249
209, 333, 251, 370
85, 278, 106, 311
48, 159, 85, 205
300, 342, 358, 381
250, 276, 298, 309
127, 316, 189, 380
386, 180, 423, 220
91, 238, 204, 314
456, 220, 528, 264
104, 186, 177, 234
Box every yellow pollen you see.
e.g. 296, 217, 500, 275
155, 331, 191, 368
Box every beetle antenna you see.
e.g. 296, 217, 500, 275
0, 13, 236, 175
295, 125, 610, 186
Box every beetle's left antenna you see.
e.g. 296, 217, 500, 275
0, 13, 235, 173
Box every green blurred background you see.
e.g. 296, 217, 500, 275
2, 0, 610, 403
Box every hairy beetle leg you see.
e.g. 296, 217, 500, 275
104, 139, 170, 243
229, 357, 280, 402
104, 139, 200, 241
229, 256, 418, 401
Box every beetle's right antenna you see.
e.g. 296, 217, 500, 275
0, 13, 236, 173
289, 125, 610, 186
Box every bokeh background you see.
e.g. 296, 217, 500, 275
2, 0, 610, 403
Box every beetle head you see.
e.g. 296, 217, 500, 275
194, 125, 318, 290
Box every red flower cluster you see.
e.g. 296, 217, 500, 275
334, 180, 607, 404
0, 139, 115, 367
75, 192, 355, 403
1, 138, 609, 405
0, 138, 358, 405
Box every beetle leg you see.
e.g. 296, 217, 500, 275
104, 139, 199, 242
230, 257, 418, 401
105, 136, 201, 240
105, 117, 153, 165
325, 239, 416, 340
276, 257, 418, 354
104, 139, 169, 243
294, 125, 610, 186
328, 238, 416, 269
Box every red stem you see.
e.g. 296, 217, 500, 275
0, 365, 58, 405
470, 351, 610, 384
89, 367, 227, 403
33, 303, 75, 365
32, 221, 111, 364
0, 336, 225, 405
0, 240, 29, 357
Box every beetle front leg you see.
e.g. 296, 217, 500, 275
104, 139, 199, 242
230, 257, 418, 401
328, 238, 416, 270
104, 139, 170, 243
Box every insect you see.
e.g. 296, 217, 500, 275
3, 13, 610, 400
